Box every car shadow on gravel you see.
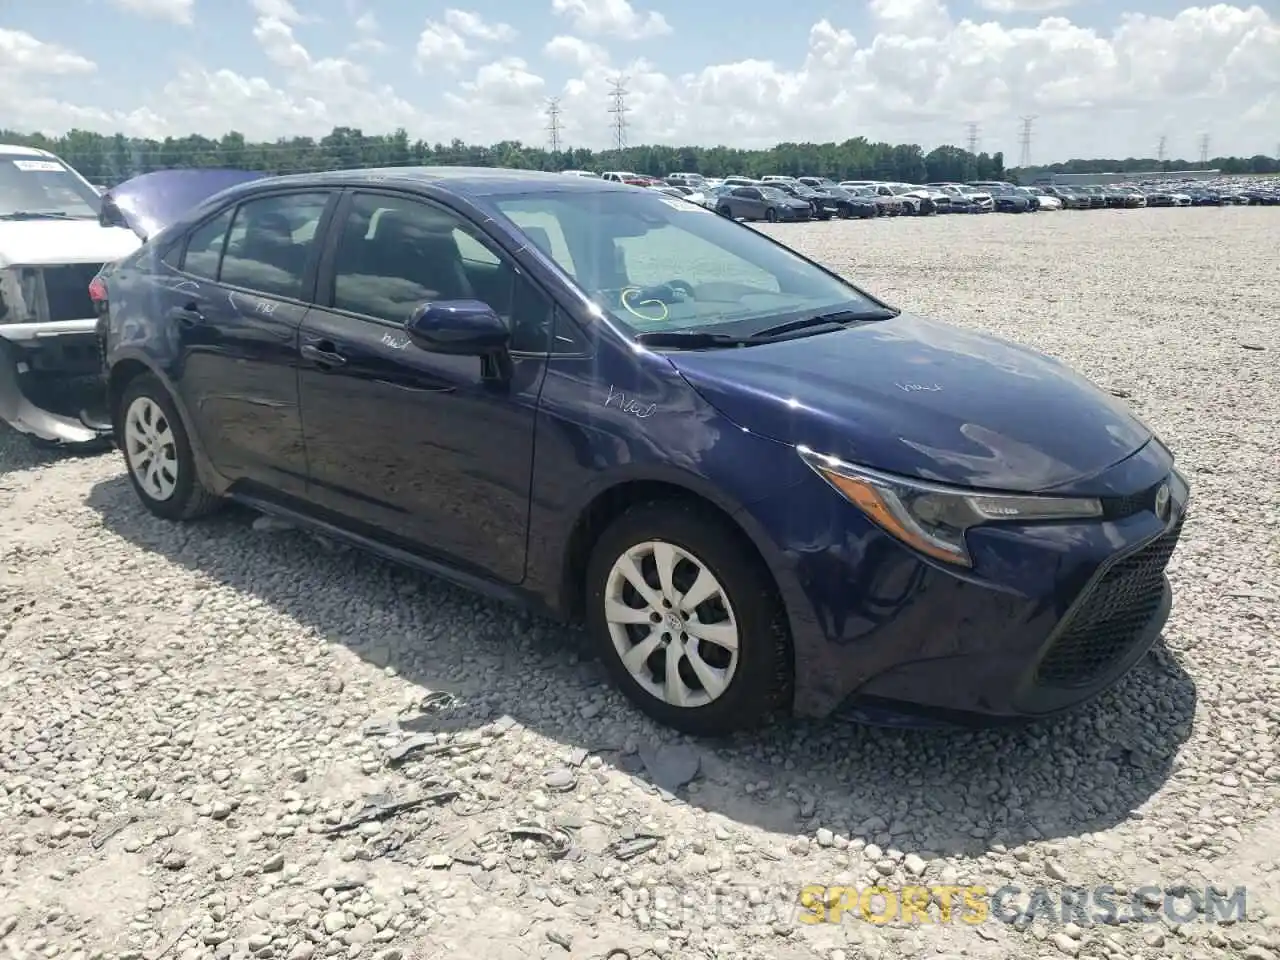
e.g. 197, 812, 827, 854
85, 474, 1197, 860
0, 426, 113, 478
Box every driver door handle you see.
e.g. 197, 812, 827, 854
301, 342, 347, 369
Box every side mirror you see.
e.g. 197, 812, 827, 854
405, 300, 509, 356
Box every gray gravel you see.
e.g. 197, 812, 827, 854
2, 207, 1279, 960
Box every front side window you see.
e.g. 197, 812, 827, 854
0, 153, 100, 219
490, 188, 882, 337
329, 192, 551, 353
220, 192, 329, 299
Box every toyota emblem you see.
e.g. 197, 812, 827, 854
1154, 483, 1171, 522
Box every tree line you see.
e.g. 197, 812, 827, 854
2, 126, 1275, 187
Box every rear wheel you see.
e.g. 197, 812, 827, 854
585, 501, 792, 737
117, 374, 221, 521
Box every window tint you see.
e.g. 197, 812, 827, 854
182, 207, 235, 280
220, 192, 329, 299
331, 193, 552, 353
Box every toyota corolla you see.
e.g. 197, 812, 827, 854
94, 167, 1189, 737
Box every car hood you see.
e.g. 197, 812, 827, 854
0, 219, 141, 267
99, 168, 269, 240
666, 312, 1151, 492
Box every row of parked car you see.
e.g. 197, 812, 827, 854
560, 170, 1280, 222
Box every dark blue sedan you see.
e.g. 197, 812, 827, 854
91, 167, 1189, 736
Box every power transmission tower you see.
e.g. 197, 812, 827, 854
1198, 134, 1210, 165
1156, 135, 1167, 163
1018, 115, 1036, 169
546, 98, 563, 153
965, 122, 979, 155
607, 75, 630, 153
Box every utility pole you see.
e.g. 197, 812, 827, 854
546, 98, 563, 153
1017, 115, 1036, 170
607, 75, 630, 153
965, 122, 979, 156
1198, 134, 1210, 166
1156, 135, 1167, 163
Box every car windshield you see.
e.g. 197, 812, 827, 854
759, 187, 789, 200
490, 188, 881, 338
0, 153, 101, 218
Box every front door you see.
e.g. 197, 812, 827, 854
297, 190, 552, 584
164, 190, 334, 496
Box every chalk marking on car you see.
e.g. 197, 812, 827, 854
896, 383, 943, 392
604, 384, 656, 418
381, 334, 411, 350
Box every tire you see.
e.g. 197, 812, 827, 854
585, 500, 793, 737
837, 204, 852, 219
116, 373, 221, 521
765, 208, 779, 223
716, 205, 732, 218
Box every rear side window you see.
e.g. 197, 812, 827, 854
220, 193, 329, 299
182, 208, 235, 281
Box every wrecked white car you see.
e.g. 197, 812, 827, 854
0, 153, 264, 447
0, 145, 142, 445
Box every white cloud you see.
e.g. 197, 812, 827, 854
543, 35, 610, 70
551, 0, 672, 40
0, 28, 96, 75
979, 0, 1077, 12
444, 9, 517, 42
106, 0, 194, 24
416, 10, 516, 72
249, 0, 301, 22
349, 12, 387, 55
1, 4, 1278, 163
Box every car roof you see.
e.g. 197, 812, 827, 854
219, 165, 637, 199
0, 143, 56, 157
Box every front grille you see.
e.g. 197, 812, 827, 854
41, 263, 104, 322
1101, 481, 1159, 520
1034, 516, 1183, 689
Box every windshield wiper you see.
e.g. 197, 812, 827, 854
634, 307, 899, 350
750, 308, 899, 340
632, 331, 753, 348
0, 211, 89, 221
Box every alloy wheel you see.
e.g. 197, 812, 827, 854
604, 540, 740, 709
124, 396, 180, 501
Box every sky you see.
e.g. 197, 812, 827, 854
0, 0, 1277, 164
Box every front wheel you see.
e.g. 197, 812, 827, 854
585, 501, 792, 737
765, 208, 779, 223
716, 205, 732, 217
117, 374, 222, 521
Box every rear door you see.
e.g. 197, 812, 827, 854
163, 189, 336, 496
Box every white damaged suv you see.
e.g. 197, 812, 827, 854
0, 144, 141, 446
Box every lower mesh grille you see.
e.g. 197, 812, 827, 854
41, 263, 104, 322
1034, 517, 1183, 689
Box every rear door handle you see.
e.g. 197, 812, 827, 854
300, 342, 347, 368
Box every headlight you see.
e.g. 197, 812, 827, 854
798, 447, 1103, 567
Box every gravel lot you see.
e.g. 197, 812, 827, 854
2, 207, 1278, 960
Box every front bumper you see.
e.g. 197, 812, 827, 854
0, 319, 111, 443
746, 440, 1188, 724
